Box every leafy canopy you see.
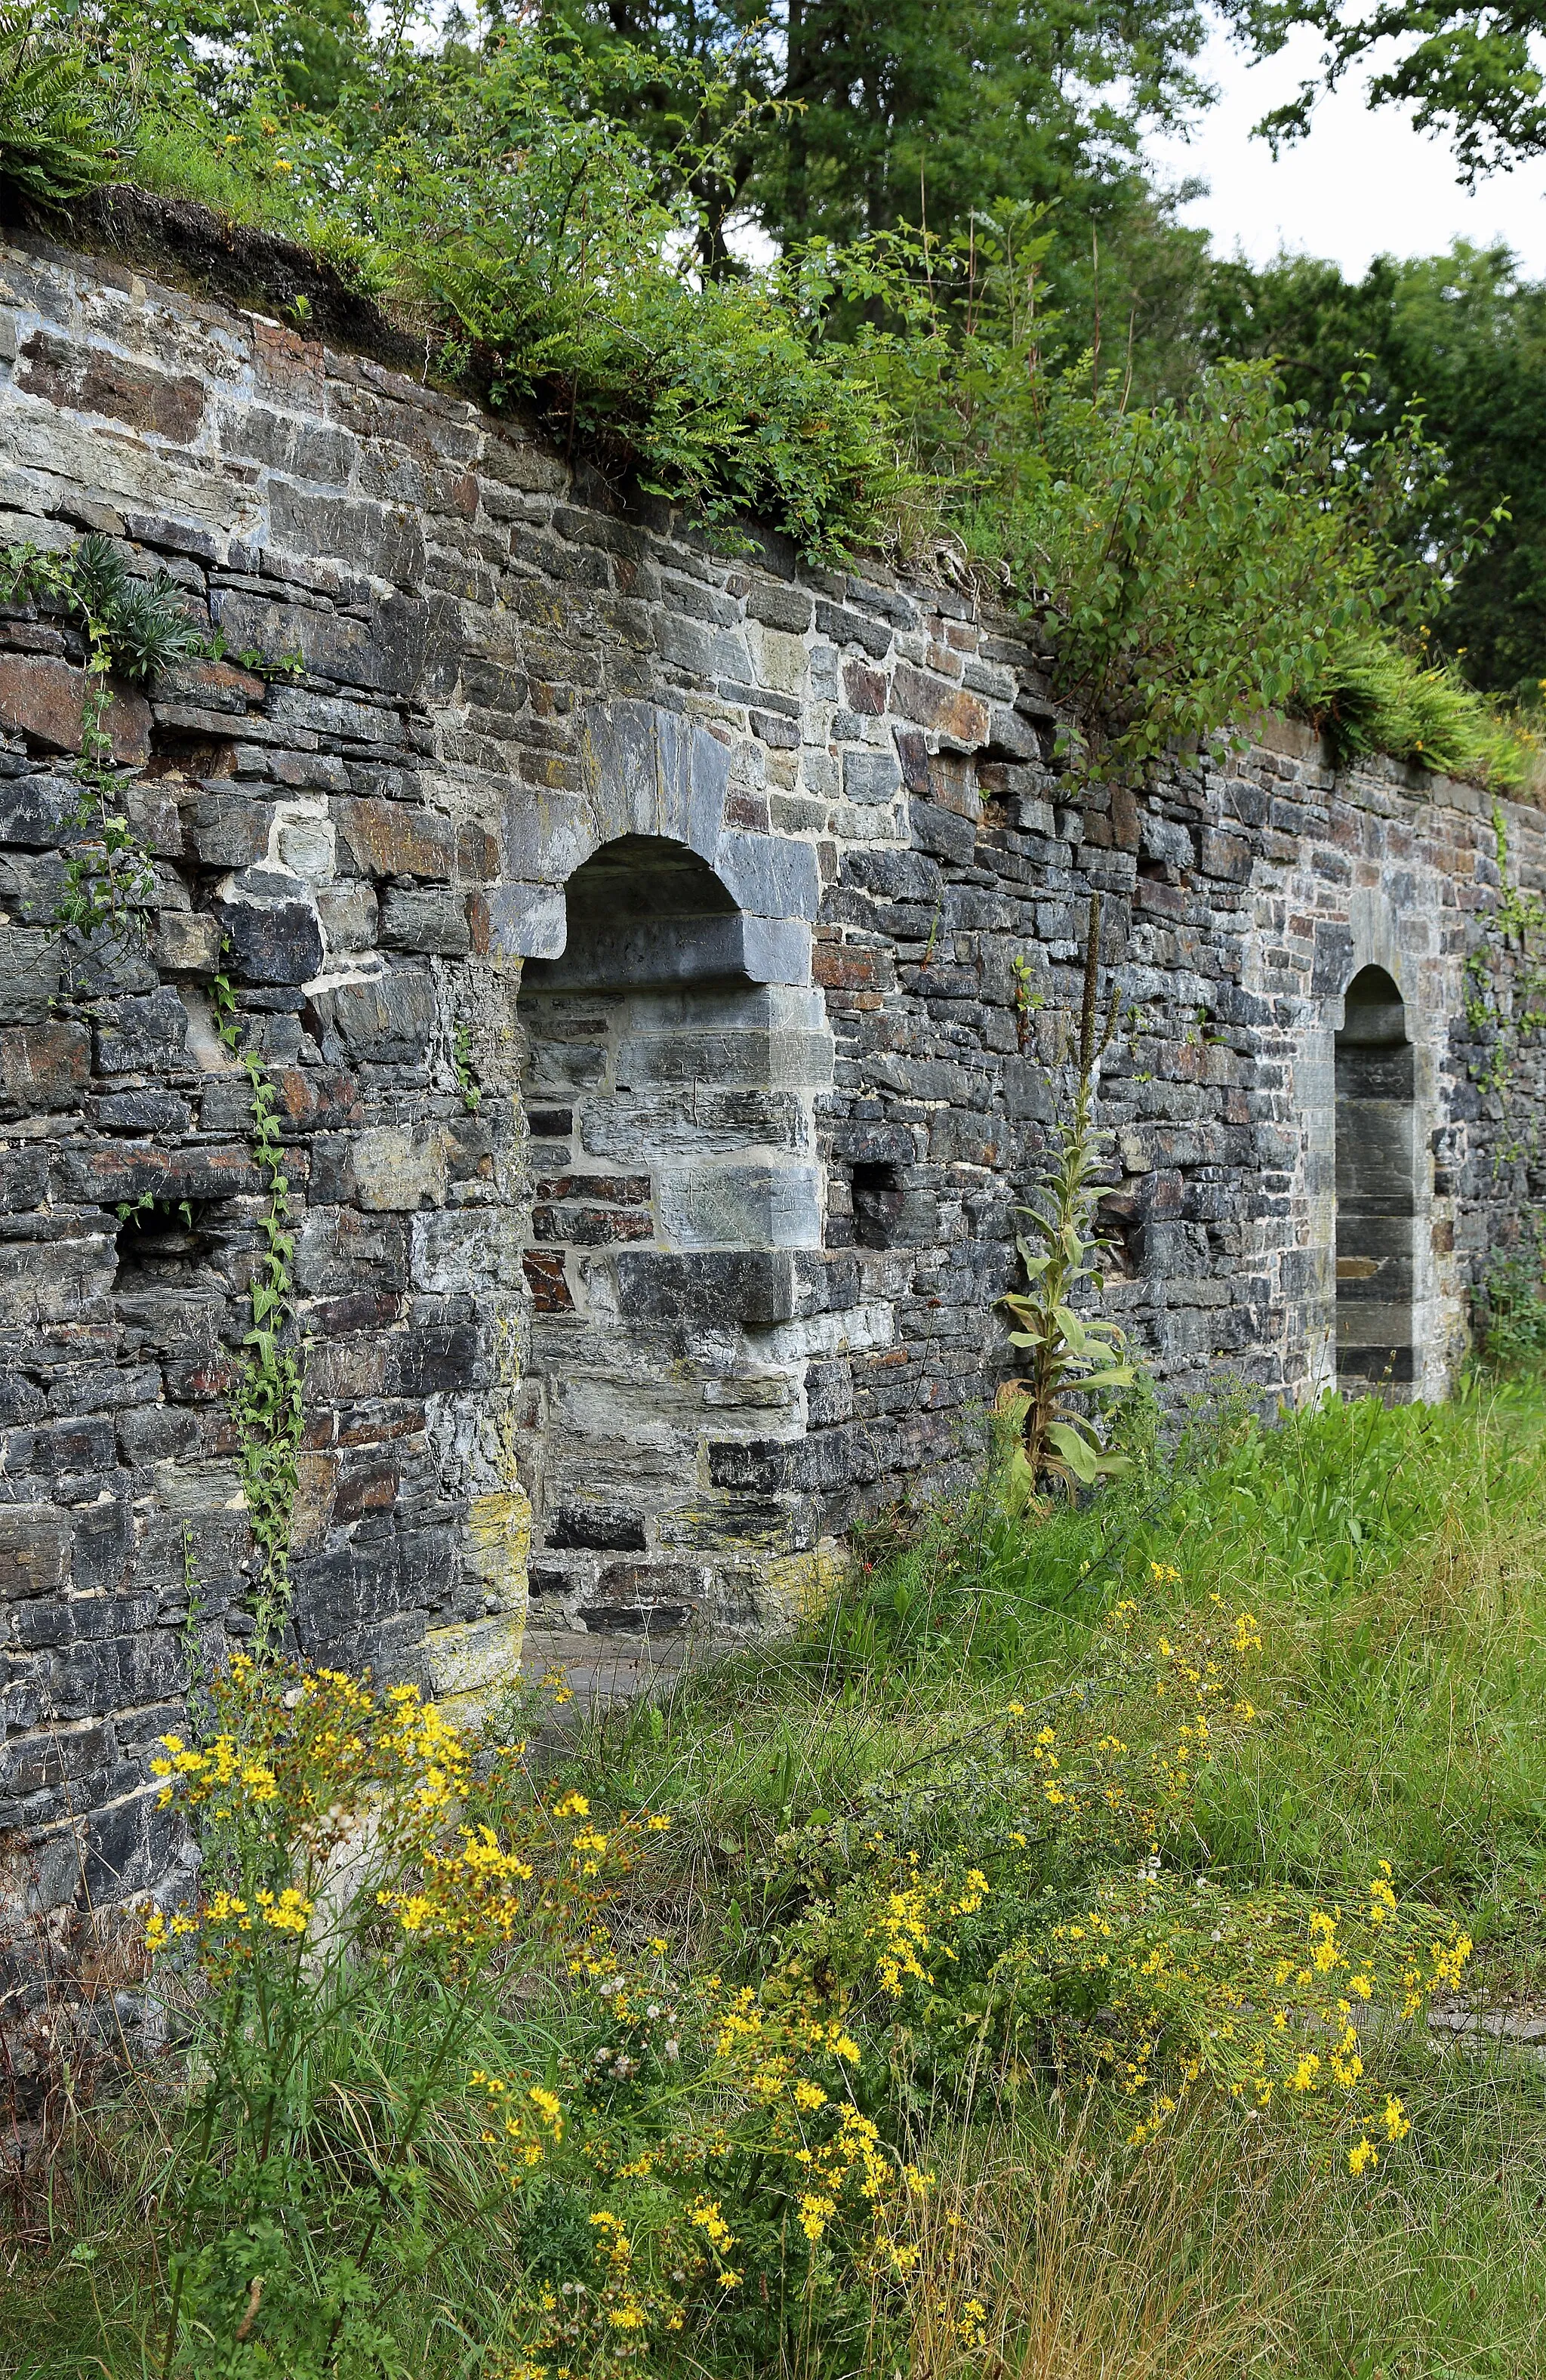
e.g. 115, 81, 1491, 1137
8, 2, 1538, 788
1224, 0, 1546, 183
1187, 239, 1546, 700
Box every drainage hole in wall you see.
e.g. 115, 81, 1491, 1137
852, 1162, 905, 1250
113, 1198, 214, 1296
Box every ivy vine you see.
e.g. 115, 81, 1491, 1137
1463, 806, 1546, 1130
2, 538, 306, 1644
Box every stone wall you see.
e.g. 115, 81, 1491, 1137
2, 223, 1544, 1916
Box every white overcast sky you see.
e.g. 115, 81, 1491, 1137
1147, 20, 1546, 278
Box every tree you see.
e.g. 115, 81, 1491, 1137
547, 0, 1219, 353
1222, 0, 1546, 183
1192, 240, 1546, 695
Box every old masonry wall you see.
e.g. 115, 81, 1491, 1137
2, 227, 1546, 1916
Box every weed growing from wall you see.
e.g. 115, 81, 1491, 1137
231, 1048, 303, 1654
1477, 1211, 1546, 1370
999, 895, 1138, 1493
0, 535, 198, 947
453, 1020, 483, 1113
0, 535, 297, 954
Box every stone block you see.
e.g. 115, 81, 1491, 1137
0, 658, 151, 763
316, 883, 379, 951
713, 830, 822, 923
93, 987, 189, 1076
212, 588, 430, 697
814, 600, 892, 658
0, 767, 83, 848
276, 812, 335, 879
151, 657, 265, 715
842, 748, 903, 806
267, 483, 427, 587
1140, 813, 1193, 870
748, 580, 814, 634
422, 1609, 526, 1708
656, 1161, 824, 1250
17, 327, 205, 441
0, 925, 61, 1022
379, 885, 471, 955
412, 1207, 529, 1293
0, 1142, 48, 1211
185, 795, 276, 869
0, 1019, 90, 1111
892, 662, 990, 746
1198, 827, 1252, 881
334, 796, 454, 881
124, 784, 184, 857
151, 910, 221, 976
307, 964, 438, 1056
908, 798, 976, 865
387, 1321, 479, 1395
929, 1108, 1009, 1167
0, 1506, 71, 1599
60, 1135, 258, 1207
348, 1125, 450, 1211
546, 1504, 648, 1552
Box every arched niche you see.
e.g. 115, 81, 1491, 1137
515, 832, 832, 1643
1335, 964, 1417, 1395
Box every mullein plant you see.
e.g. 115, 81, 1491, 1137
999, 892, 1137, 1497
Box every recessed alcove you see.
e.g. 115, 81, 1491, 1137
1335, 965, 1418, 1396
516, 834, 829, 1639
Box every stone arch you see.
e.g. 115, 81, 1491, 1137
513, 828, 834, 1649
1335, 963, 1418, 1396
485, 701, 818, 988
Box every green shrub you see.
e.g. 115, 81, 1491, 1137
1478, 1230, 1546, 1370
11, 10, 1540, 790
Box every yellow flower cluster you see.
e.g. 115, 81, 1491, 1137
856, 1854, 989, 1999
143, 1656, 663, 1984
145, 1883, 314, 1958
471, 2070, 566, 2172
1050, 1861, 1468, 2163
149, 1734, 276, 1814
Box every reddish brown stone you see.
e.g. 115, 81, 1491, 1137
891, 662, 990, 746
333, 1461, 400, 1521
531, 1204, 654, 1247
152, 657, 266, 713
523, 1250, 574, 1312
457, 822, 500, 882
250, 318, 325, 402
0, 1022, 91, 1109
334, 795, 454, 880
269, 1066, 365, 1130
842, 660, 887, 714
18, 328, 205, 442
0, 655, 151, 763
1110, 782, 1141, 852
814, 943, 881, 990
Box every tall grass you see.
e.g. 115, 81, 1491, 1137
6, 1382, 1546, 2375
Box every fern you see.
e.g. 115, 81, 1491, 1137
0, 12, 123, 208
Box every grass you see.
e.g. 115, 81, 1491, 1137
5, 1381, 1546, 2375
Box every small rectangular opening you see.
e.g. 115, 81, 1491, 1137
852, 1161, 904, 1250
